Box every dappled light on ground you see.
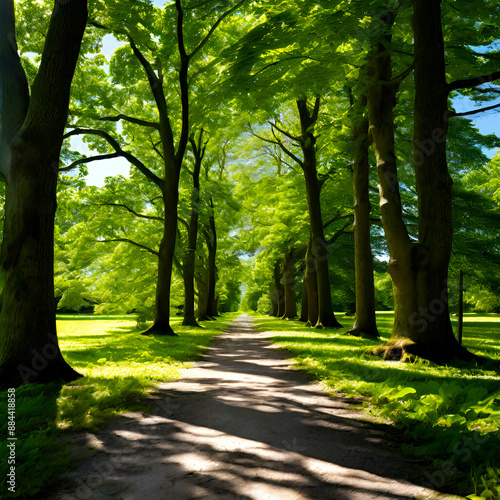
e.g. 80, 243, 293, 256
46, 315, 459, 499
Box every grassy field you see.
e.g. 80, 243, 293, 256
251, 312, 500, 499
0, 313, 236, 498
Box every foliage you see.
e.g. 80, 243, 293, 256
252, 312, 500, 498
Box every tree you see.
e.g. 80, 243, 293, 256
180, 130, 207, 326
252, 98, 343, 327
65, 0, 247, 334
348, 92, 379, 338
370, 1, 500, 362
0, 0, 88, 387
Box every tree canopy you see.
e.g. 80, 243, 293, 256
1, 0, 500, 385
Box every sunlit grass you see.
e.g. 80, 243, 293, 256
0, 313, 235, 497
252, 312, 500, 498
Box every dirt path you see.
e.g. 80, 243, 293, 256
47, 315, 459, 500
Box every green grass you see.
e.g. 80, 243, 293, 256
0, 313, 236, 498
252, 312, 500, 499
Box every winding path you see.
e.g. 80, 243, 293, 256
50, 315, 459, 500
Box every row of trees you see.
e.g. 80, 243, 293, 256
0, 0, 499, 386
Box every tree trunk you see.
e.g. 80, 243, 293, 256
196, 270, 209, 319
269, 281, 279, 316
304, 237, 319, 327
206, 206, 218, 317
0, 1, 29, 178
299, 275, 308, 322
271, 261, 285, 318
368, 25, 419, 360
368, 4, 473, 363
411, 0, 472, 362
0, 0, 88, 388
348, 96, 379, 338
282, 249, 297, 319
297, 99, 342, 328
182, 132, 205, 327
143, 184, 178, 335
198, 199, 218, 320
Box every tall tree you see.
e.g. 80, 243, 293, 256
254, 98, 343, 327
0, 0, 88, 387
181, 130, 207, 326
66, 0, 246, 334
371, 1, 500, 362
348, 92, 378, 338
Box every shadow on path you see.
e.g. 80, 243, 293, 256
45, 315, 460, 500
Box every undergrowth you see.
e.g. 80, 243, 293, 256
0, 313, 234, 498
253, 312, 500, 499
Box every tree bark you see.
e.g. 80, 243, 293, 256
206, 204, 218, 317
299, 274, 308, 322
368, 23, 419, 360
297, 99, 342, 328
410, 0, 472, 362
282, 249, 297, 319
271, 261, 285, 318
348, 96, 379, 338
198, 199, 218, 320
368, 3, 474, 363
269, 282, 279, 316
143, 181, 178, 336
304, 237, 318, 327
182, 132, 205, 327
0, 1, 29, 179
0, 0, 88, 387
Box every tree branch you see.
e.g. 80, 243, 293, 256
449, 101, 500, 118
149, 137, 164, 160
271, 128, 304, 168
98, 238, 159, 256
64, 128, 163, 187
269, 120, 300, 142
448, 70, 500, 93
325, 221, 353, 246
99, 114, 160, 130
177, 216, 189, 232
97, 203, 164, 222
59, 152, 121, 172
188, 0, 247, 60
323, 213, 353, 230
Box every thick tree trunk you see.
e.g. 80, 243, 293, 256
282, 249, 297, 319
410, 0, 472, 362
297, 99, 342, 328
0, 1, 29, 178
269, 282, 279, 316
196, 271, 209, 319
143, 183, 178, 335
369, 4, 473, 363
0, 0, 88, 388
304, 238, 319, 327
348, 97, 379, 338
368, 28, 419, 360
